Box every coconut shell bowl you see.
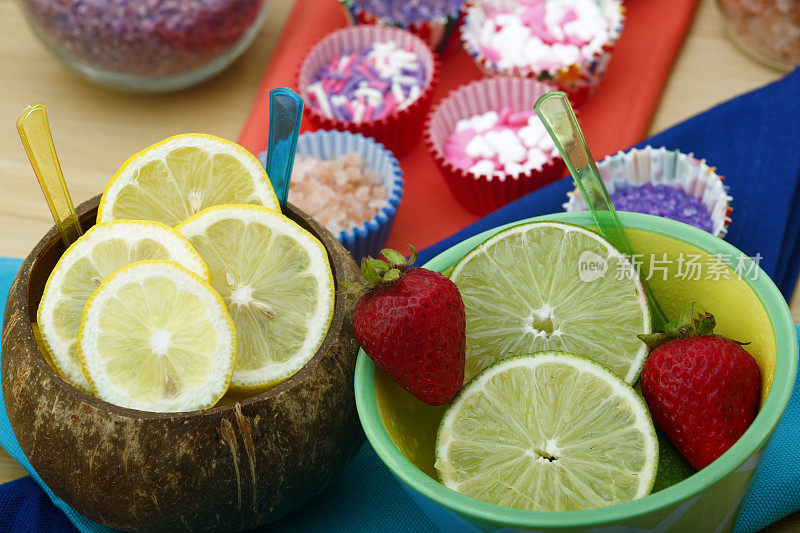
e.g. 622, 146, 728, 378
1, 195, 365, 531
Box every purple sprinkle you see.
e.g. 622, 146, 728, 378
609, 183, 714, 233
349, 0, 463, 25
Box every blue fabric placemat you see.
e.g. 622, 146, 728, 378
2, 67, 799, 532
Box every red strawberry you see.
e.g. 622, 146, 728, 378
348, 246, 465, 405
638, 304, 761, 470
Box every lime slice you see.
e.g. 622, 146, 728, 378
37, 220, 210, 392
77, 261, 236, 412
97, 133, 279, 227
435, 352, 658, 511
176, 204, 335, 391
449, 221, 650, 383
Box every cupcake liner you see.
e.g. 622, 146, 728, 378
338, 0, 464, 54
298, 25, 439, 156
259, 130, 404, 262
563, 146, 733, 238
459, 0, 625, 105
425, 76, 567, 216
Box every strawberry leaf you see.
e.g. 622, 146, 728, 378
369, 257, 391, 273
381, 248, 407, 267
407, 244, 418, 266
383, 268, 401, 282
361, 258, 382, 283
638, 332, 672, 351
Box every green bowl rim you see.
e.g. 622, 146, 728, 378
354, 211, 798, 529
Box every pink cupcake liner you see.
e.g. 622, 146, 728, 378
298, 25, 439, 156
459, 0, 625, 105
425, 76, 567, 216
337, 0, 464, 54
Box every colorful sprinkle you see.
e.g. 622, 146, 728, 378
468, 0, 618, 72
307, 41, 427, 124
444, 107, 558, 178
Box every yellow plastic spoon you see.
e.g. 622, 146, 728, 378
17, 104, 83, 247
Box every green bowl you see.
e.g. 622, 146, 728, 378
354, 211, 797, 533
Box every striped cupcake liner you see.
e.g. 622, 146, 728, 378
298, 25, 440, 156
260, 130, 404, 262
425, 76, 567, 216
459, 0, 625, 105
564, 146, 733, 238
337, 0, 464, 54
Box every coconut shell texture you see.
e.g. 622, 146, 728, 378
1, 196, 365, 532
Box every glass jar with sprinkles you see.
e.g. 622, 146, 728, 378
17, 0, 271, 91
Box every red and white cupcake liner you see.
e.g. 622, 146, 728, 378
459, 0, 625, 105
425, 77, 567, 216
298, 25, 439, 156
564, 146, 733, 238
337, 0, 464, 54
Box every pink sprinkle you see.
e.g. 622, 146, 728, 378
344, 100, 357, 116
507, 111, 532, 126
560, 8, 579, 25
483, 46, 501, 62
565, 35, 588, 47
447, 129, 477, 150
497, 106, 512, 124
363, 104, 375, 122
521, 5, 558, 45
379, 94, 399, 119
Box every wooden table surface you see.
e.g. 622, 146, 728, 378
0, 0, 797, 530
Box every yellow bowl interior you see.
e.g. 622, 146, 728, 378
375, 227, 776, 480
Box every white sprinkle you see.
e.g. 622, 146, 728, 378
469, 160, 496, 176
309, 82, 333, 119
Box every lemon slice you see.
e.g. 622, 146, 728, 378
176, 204, 335, 391
77, 260, 235, 412
37, 220, 210, 392
449, 221, 650, 383
97, 134, 279, 226
435, 352, 658, 511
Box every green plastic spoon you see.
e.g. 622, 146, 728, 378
534, 91, 668, 330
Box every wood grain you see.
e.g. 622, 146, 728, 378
0, 0, 797, 530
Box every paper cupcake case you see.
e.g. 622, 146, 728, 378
425, 76, 567, 216
298, 25, 439, 156
564, 146, 733, 238
337, 0, 463, 54
459, 0, 625, 105
260, 130, 404, 262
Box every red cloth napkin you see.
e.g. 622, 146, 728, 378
238, 0, 699, 250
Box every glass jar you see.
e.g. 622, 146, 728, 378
717, 0, 800, 71
17, 0, 271, 92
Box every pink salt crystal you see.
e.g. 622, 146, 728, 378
289, 153, 388, 235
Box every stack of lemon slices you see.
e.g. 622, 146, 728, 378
37, 134, 335, 413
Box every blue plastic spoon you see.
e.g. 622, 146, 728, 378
265, 88, 304, 209
534, 91, 669, 330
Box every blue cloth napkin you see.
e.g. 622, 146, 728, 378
2, 68, 800, 532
